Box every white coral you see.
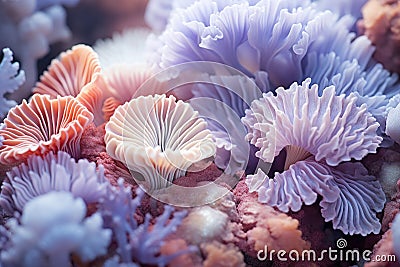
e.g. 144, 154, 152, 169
0, 191, 111, 267
0, 48, 25, 117
105, 94, 216, 190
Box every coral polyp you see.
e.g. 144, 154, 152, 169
105, 94, 216, 190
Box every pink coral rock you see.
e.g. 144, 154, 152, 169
201, 241, 245, 267
359, 0, 400, 73
234, 180, 310, 261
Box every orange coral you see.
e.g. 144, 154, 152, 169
359, 0, 400, 73
201, 241, 245, 267
0, 94, 93, 165
237, 190, 310, 256
33, 44, 110, 124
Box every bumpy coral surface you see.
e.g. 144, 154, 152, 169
359, 0, 400, 73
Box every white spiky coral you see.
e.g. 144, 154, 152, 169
104, 94, 216, 190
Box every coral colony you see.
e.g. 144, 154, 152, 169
3, 0, 400, 266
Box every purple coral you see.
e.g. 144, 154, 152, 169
99, 178, 196, 266
0, 191, 111, 267
150, 0, 399, 173
242, 78, 385, 235
0, 48, 25, 118
0, 151, 107, 215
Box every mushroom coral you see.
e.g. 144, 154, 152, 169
0, 191, 111, 267
242, 78, 385, 235
33, 44, 108, 124
0, 94, 93, 165
94, 29, 158, 121
0, 151, 107, 215
104, 94, 216, 190
152, 0, 398, 98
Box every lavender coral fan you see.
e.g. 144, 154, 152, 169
0, 191, 111, 267
100, 178, 195, 266
0, 151, 107, 215
151, 0, 399, 170
105, 94, 216, 190
242, 78, 385, 235
0, 48, 25, 118
153, 0, 393, 95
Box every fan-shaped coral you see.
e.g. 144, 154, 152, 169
0, 48, 25, 118
242, 78, 385, 235
150, 0, 399, 172
105, 94, 216, 190
0, 94, 93, 165
33, 44, 108, 124
0, 191, 111, 267
0, 151, 107, 215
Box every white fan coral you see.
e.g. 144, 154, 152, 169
105, 94, 216, 190
0, 191, 111, 267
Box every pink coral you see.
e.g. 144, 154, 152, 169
201, 241, 245, 267
234, 180, 310, 260
0, 94, 93, 165
33, 44, 110, 124
80, 123, 132, 186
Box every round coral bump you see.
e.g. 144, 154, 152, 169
105, 94, 216, 190
0, 94, 93, 165
242, 78, 382, 167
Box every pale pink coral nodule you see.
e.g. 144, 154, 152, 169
242, 78, 384, 235
105, 94, 216, 191
0, 94, 93, 165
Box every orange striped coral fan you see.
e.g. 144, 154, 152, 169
0, 94, 93, 165
33, 44, 110, 124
